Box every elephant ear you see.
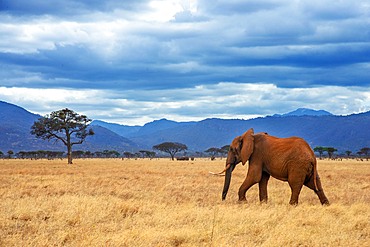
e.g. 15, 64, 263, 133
240, 128, 254, 165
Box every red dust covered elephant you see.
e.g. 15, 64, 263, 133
212, 129, 329, 205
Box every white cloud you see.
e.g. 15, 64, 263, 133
143, 0, 184, 22
0, 87, 102, 114
1, 83, 369, 125
0, 1, 197, 55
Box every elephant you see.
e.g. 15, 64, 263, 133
217, 128, 329, 205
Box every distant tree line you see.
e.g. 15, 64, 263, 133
314, 146, 370, 160
0, 150, 123, 159
1, 144, 369, 161
18, 151, 64, 159
0, 149, 159, 160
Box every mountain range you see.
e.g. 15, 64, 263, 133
0, 101, 369, 155
0, 101, 139, 153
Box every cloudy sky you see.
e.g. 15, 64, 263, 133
1, 0, 369, 125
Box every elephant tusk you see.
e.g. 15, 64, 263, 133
208, 171, 226, 176
209, 164, 231, 176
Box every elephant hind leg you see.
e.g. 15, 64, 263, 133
259, 171, 270, 203
305, 175, 330, 205
288, 176, 305, 205
288, 183, 303, 205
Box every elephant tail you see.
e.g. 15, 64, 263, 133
313, 159, 318, 191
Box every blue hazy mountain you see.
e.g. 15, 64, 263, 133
1, 101, 369, 154
0, 101, 139, 152
274, 108, 333, 117
91, 120, 141, 137
93, 108, 369, 153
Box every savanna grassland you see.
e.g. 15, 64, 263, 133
0, 158, 369, 246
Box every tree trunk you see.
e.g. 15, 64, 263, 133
67, 144, 73, 164
66, 132, 73, 164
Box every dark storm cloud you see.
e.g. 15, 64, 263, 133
0, 0, 148, 17
1, 0, 370, 89
0, 0, 369, 124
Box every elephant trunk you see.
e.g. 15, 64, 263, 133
222, 164, 235, 200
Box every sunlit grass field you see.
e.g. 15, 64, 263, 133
1, 158, 369, 246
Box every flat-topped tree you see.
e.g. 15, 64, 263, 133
153, 142, 187, 160
31, 108, 94, 164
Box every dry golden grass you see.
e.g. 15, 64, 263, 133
0, 158, 369, 246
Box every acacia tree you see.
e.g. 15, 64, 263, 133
123, 152, 135, 159
205, 147, 222, 159
345, 150, 352, 158
139, 150, 156, 159
31, 108, 94, 164
326, 147, 337, 159
359, 147, 370, 160
7, 150, 14, 159
314, 146, 325, 159
153, 142, 187, 160
221, 145, 230, 151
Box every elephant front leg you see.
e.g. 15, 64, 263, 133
259, 172, 270, 203
238, 182, 255, 201
238, 168, 261, 201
